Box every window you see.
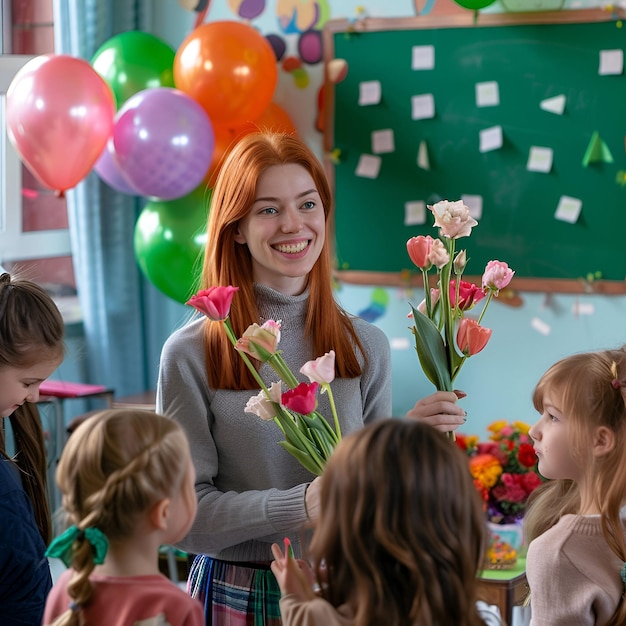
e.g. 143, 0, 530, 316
0, 0, 75, 293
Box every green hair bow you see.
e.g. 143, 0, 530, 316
46, 525, 109, 568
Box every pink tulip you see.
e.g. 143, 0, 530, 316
407, 235, 434, 270
457, 318, 492, 356
236, 322, 281, 362
282, 382, 319, 415
300, 350, 336, 385
482, 261, 515, 293
187, 286, 239, 321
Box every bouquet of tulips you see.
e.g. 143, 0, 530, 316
407, 200, 514, 408
187, 286, 340, 476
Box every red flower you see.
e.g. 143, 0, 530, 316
187, 286, 239, 321
449, 280, 486, 311
281, 382, 319, 415
520, 471, 542, 494
518, 442, 538, 468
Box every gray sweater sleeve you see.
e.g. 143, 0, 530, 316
156, 311, 392, 562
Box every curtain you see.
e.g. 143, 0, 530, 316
53, 0, 188, 398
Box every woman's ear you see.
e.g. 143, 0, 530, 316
233, 228, 246, 244
149, 498, 170, 531
592, 425, 615, 458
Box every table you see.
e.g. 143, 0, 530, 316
477, 557, 529, 626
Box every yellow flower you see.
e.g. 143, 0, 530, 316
513, 421, 531, 434
487, 420, 507, 440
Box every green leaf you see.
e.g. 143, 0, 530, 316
410, 305, 453, 391
279, 441, 323, 475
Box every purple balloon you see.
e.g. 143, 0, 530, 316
94, 139, 140, 195
113, 87, 214, 200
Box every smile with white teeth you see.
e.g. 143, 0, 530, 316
274, 241, 308, 253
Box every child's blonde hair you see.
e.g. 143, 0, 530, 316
50, 409, 191, 626
309, 418, 488, 626
524, 345, 626, 626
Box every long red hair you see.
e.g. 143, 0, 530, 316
201, 132, 365, 389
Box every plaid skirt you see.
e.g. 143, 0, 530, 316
188, 554, 282, 626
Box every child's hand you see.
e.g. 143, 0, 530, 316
271, 539, 318, 601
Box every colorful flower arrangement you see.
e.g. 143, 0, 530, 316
456, 420, 544, 525
406, 201, 514, 424
187, 286, 340, 476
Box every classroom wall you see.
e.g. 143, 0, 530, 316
149, 0, 626, 436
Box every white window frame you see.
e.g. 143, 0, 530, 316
0, 54, 71, 263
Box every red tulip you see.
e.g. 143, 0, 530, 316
186, 286, 239, 321
281, 382, 319, 415
456, 318, 492, 356
450, 280, 486, 311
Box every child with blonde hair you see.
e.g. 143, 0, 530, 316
271, 419, 500, 626
0, 272, 64, 624
43, 409, 203, 626
524, 345, 626, 626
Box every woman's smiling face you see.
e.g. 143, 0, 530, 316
234, 163, 326, 296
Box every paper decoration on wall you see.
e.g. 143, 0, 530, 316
357, 287, 389, 323
461, 194, 483, 220
417, 140, 430, 170
599, 49, 623, 75
355, 154, 382, 178
540, 94, 566, 115
475, 81, 500, 107
554, 195, 582, 224
412, 45, 435, 70
390, 337, 411, 350
527, 146, 553, 173
479, 125, 503, 152
404, 200, 426, 225
531, 317, 551, 336
327, 58, 348, 84
572, 301, 595, 315
372, 129, 395, 154
411, 94, 435, 120
582, 131, 614, 166
359, 80, 381, 105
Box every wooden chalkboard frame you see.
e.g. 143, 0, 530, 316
322, 9, 626, 294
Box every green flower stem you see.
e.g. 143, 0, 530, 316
223, 319, 271, 395
440, 238, 456, 385
451, 355, 467, 382
323, 383, 341, 440
267, 353, 300, 389
422, 268, 432, 319
477, 289, 495, 326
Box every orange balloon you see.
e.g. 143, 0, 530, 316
232, 102, 298, 136
203, 124, 240, 187
6, 54, 115, 194
174, 21, 278, 127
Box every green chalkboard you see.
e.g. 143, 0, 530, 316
323, 10, 626, 286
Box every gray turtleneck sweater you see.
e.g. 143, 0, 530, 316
156, 284, 392, 562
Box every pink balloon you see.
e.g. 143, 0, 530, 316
6, 54, 116, 194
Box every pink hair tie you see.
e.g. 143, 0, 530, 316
611, 378, 621, 390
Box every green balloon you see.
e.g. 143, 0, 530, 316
91, 31, 175, 109
134, 186, 210, 304
453, 0, 496, 8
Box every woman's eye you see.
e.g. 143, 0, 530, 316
260, 207, 278, 215
302, 201, 315, 210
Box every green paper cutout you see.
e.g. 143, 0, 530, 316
582, 131, 614, 166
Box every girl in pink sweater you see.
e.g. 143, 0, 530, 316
525, 345, 626, 626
